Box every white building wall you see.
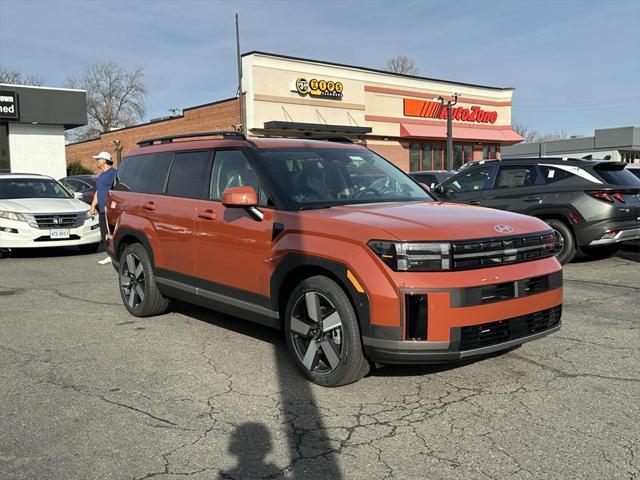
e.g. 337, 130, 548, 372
8, 123, 67, 179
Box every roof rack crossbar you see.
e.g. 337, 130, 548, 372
137, 131, 246, 146
306, 136, 355, 144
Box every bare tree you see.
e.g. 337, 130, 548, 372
513, 122, 569, 143
384, 55, 418, 75
65, 62, 148, 142
0, 67, 43, 86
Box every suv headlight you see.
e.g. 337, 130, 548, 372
85, 209, 95, 220
368, 240, 451, 271
0, 210, 38, 228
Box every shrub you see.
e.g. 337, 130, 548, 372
67, 159, 94, 176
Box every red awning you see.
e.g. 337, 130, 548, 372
400, 123, 524, 144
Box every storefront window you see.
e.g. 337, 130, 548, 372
453, 145, 463, 170
409, 143, 421, 171
482, 145, 498, 160
421, 144, 432, 170
463, 144, 473, 164
434, 144, 443, 169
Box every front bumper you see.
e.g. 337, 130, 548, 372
588, 226, 640, 246
364, 306, 561, 364
0, 218, 101, 249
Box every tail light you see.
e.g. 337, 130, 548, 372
587, 191, 625, 203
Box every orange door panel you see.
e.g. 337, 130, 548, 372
194, 200, 274, 295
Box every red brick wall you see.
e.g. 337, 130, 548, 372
66, 98, 240, 171
365, 140, 410, 171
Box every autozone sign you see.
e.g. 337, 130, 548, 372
404, 98, 498, 124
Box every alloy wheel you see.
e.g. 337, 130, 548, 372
289, 291, 343, 375
120, 252, 146, 309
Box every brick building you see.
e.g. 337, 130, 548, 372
66, 98, 239, 171
66, 52, 523, 173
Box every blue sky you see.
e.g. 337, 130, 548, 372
1, 0, 638, 135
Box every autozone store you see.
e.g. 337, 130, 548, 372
66, 52, 524, 172
242, 51, 524, 171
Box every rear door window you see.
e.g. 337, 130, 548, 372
495, 165, 539, 188
116, 152, 173, 194
539, 166, 574, 184
166, 151, 210, 198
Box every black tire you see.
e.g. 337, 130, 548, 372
118, 243, 169, 317
284, 275, 370, 387
581, 244, 620, 260
545, 218, 576, 265
78, 242, 100, 254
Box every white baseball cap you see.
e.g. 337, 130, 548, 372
92, 151, 112, 161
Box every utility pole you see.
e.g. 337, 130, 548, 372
438, 93, 460, 170
235, 14, 245, 135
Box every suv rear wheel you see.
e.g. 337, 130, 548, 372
118, 243, 170, 317
545, 218, 576, 265
284, 275, 370, 387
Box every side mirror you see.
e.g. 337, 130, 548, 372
221, 186, 258, 207
73, 192, 83, 200
434, 184, 444, 195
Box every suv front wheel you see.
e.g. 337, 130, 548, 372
118, 243, 170, 317
284, 275, 370, 387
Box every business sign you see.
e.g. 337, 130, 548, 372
404, 98, 498, 124
0, 91, 19, 120
295, 77, 343, 99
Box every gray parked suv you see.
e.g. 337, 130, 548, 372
433, 157, 640, 264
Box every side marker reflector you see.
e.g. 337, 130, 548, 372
346, 270, 365, 293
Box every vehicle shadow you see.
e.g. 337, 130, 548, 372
0, 244, 106, 259
172, 302, 343, 479
571, 242, 640, 264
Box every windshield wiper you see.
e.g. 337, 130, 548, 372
298, 204, 336, 210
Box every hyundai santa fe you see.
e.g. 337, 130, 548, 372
105, 132, 563, 387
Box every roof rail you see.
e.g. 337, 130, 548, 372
137, 131, 246, 146
306, 136, 355, 144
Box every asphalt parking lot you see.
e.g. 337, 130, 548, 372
1, 245, 639, 480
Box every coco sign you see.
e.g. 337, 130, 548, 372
296, 77, 343, 99
0, 91, 19, 120
404, 98, 498, 124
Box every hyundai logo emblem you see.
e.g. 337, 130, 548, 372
53, 217, 61, 225
494, 224, 514, 234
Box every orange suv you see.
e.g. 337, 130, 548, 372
106, 132, 562, 387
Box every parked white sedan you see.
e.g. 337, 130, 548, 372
0, 173, 101, 253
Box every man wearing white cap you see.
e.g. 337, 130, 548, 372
89, 151, 117, 265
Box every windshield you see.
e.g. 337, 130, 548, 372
259, 148, 431, 208
0, 178, 72, 199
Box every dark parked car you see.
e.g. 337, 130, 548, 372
433, 157, 640, 264
409, 170, 455, 189
60, 175, 97, 205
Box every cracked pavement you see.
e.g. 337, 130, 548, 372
1, 245, 639, 479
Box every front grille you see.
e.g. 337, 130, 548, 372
459, 306, 561, 351
451, 231, 555, 270
34, 213, 84, 229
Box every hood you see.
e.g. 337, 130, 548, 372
304, 201, 550, 241
0, 198, 88, 214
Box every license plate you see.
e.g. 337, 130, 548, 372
50, 229, 70, 239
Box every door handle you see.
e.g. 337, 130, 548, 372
468, 200, 481, 205
143, 202, 156, 211
198, 209, 217, 220
524, 197, 542, 202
